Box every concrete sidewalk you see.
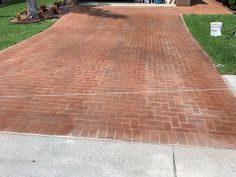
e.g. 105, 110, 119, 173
0, 133, 235, 177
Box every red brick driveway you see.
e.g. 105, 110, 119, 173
0, 1, 235, 148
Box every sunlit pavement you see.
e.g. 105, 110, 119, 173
0, 0, 235, 149
0, 132, 236, 177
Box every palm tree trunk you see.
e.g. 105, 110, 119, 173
64, 0, 78, 5
26, 0, 38, 17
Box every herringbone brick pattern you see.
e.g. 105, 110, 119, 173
0, 2, 235, 148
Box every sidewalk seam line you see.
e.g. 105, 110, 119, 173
172, 146, 178, 177
0, 88, 229, 98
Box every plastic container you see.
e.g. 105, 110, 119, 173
144, 0, 150, 3
155, 0, 161, 4
210, 22, 223, 37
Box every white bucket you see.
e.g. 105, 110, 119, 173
210, 22, 223, 37
144, 0, 150, 3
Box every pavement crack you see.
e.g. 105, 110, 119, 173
172, 147, 178, 177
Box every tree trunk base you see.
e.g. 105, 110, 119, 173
64, 0, 78, 6
26, 0, 38, 17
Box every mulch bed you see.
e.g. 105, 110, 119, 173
10, 5, 70, 24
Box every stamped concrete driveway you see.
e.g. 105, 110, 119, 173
0, 2, 235, 148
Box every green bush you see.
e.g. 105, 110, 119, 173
218, 0, 236, 9
229, 0, 236, 9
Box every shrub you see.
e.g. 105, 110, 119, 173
39, 2, 47, 12
15, 12, 21, 20
229, 0, 236, 9
51, 6, 59, 14
38, 10, 44, 19
218, 0, 236, 9
54, 0, 63, 8
24, 8, 28, 15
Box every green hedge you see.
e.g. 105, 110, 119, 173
229, 0, 236, 9
217, 0, 236, 9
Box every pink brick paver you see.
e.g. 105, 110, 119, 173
0, 1, 235, 148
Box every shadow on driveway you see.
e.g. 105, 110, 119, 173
191, 0, 207, 6
73, 6, 127, 19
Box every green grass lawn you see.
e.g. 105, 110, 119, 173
0, 0, 56, 50
184, 14, 236, 75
